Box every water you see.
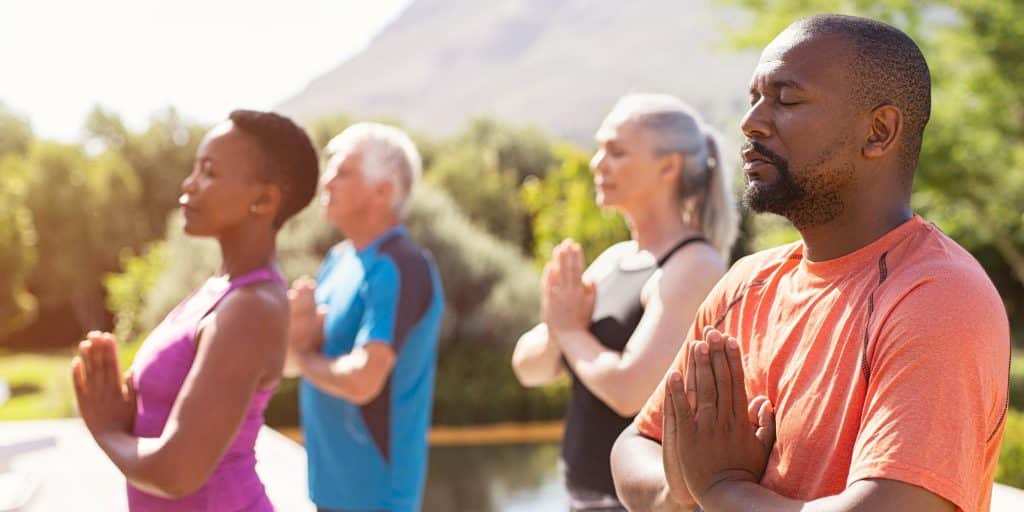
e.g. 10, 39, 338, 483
422, 442, 568, 512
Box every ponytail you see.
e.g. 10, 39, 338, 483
698, 130, 738, 256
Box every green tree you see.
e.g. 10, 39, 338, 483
426, 146, 530, 252
0, 156, 37, 336
521, 144, 630, 267
426, 118, 556, 253
85, 107, 206, 241
0, 102, 33, 157
104, 243, 166, 344
18, 140, 146, 330
446, 117, 557, 184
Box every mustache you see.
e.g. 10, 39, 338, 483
741, 141, 788, 168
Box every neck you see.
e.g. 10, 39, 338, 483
217, 222, 277, 278
797, 201, 912, 262
344, 211, 400, 250
622, 197, 701, 256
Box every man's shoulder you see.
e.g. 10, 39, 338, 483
365, 232, 442, 308
376, 231, 438, 280
873, 222, 1008, 352
881, 222, 1002, 305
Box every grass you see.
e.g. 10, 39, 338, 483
0, 349, 77, 421
0, 338, 142, 422
998, 409, 1024, 488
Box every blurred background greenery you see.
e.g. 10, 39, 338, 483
2, 0, 1023, 491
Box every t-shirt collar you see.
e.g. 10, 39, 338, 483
357, 224, 406, 257
799, 215, 925, 280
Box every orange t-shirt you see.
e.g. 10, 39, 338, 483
635, 216, 1010, 512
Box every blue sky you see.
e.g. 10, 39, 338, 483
0, 0, 410, 141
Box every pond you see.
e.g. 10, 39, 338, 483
422, 442, 568, 512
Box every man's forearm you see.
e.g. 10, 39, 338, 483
695, 480, 800, 512
295, 351, 371, 403
611, 426, 697, 512
698, 479, 956, 512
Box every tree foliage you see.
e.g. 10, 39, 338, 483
0, 157, 37, 336
16, 141, 147, 329
521, 144, 629, 267
84, 107, 205, 240
0, 107, 206, 340
0, 102, 33, 157
426, 118, 556, 254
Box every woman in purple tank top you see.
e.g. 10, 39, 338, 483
70, 110, 320, 511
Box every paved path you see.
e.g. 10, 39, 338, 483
0, 419, 314, 511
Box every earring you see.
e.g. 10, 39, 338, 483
250, 204, 259, 214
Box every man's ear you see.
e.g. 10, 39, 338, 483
863, 104, 903, 160
373, 178, 395, 209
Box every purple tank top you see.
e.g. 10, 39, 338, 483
127, 268, 285, 511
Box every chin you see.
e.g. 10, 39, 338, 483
595, 192, 615, 208
182, 223, 211, 237
742, 184, 770, 213
181, 216, 217, 237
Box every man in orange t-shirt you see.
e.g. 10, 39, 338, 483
610, 14, 1010, 512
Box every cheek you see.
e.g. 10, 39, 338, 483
776, 106, 844, 154
600, 158, 628, 180
331, 181, 367, 210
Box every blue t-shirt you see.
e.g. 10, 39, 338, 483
300, 225, 444, 512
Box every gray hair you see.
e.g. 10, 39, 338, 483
325, 122, 422, 215
599, 93, 738, 256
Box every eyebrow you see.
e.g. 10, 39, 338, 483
749, 79, 804, 96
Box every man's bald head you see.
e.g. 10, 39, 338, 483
787, 14, 931, 170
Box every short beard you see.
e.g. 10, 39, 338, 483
741, 141, 849, 229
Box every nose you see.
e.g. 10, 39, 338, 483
320, 169, 336, 191
181, 168, 198, 194
590, 149, 606, 173
740, 98, 773, 140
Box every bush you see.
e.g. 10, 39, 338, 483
997, 409, 1024, 489
104, 243, 166, 344
1011, 352, 1024, 412
431, 343, 568, 426
424, 118, 556, 254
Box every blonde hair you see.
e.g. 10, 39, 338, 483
599, 93, 739, 256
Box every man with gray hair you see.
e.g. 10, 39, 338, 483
286, 122, 444, 512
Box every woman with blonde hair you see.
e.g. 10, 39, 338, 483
512, 93, 738, 511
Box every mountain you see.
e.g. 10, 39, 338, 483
277, 0, 760, 144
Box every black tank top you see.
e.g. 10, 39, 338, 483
562, 236, 708, 496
